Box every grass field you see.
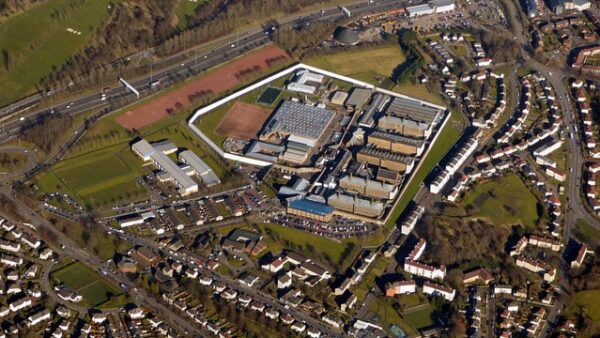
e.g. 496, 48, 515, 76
259, 223, 360, 270
0, 0, 116, 105
567, 290, 600, 321
386, 109, 464, 227
51, 261, 126, 308
367, 298, 419, 337
404, 305, 436, 329
462, 173, 540, 229
574, 219, 600, 245
306, 45, 405, 81
175, 0, 205, 29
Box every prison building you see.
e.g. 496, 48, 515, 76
281, 141, 311, 164
367, 130, 425, 156
385, 97, 444, 124
260, 100, 336, 147
357, 146, 415, 173
359, 93, 390, 128
179, 150, 221, 187
377, 167, 403, 185
327, 193, 384, 218
377, 115, 432, 138
345, 88, 373, 111
245, 140, 285, 163
286, 198, 334, 222
338, 175, 398, 200
131, 139, 198, 196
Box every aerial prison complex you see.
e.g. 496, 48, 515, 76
131, 139, 220, 196
187, 64, 447, 225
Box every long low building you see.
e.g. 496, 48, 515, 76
367, 130, 425, 156
287, 198, 335, 222
378, 115, 432, 138
327, 193, 385, 218
339, 175, 398, 200
132, 139, 198, 195
179, 150, 221, 187
357, 146, 415, 173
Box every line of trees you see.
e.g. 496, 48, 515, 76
0, 0, 44, 18
39, 0, 332, 94
21, 113, 73, 154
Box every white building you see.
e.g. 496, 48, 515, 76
423, 281, 456, 301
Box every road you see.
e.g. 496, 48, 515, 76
106, 223, 342, 336
0, 0, 411, 148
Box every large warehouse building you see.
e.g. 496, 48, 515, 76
132, 139, 198, 196
260, 100, 336, 147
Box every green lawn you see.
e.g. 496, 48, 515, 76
306, 45, 406, 82
462, 173, 540, 229
567, 290, 600, 322
51, 261, 126, 308
259, 223, 360, 270
367, 298, 419, 337
386, 109, 464, 227
175, 0, 205, 29
0, 0, 116, 105
404, 305, 436, 330
574, 219, 600, 245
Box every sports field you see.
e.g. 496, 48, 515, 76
214, 101, 272, 140
462, 173, 540, 229
35, 147, 147, 208
115, 45, 290, 130
0, 0, 116, 105
51, 262, 126, 308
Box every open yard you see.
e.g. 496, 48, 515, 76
462, 173, 540, 229
0, 0, 116, 105
214, 101, 272, 141
51, 261, 126, 308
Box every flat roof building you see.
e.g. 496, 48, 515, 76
287, 198, 335, 222
179, 150, 220, 187
260, 100, 335, 147
131, 139, 198, 196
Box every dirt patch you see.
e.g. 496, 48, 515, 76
115, 45, 289, 130
215, 101, 273, 141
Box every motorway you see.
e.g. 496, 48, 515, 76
0, 0, 411, 147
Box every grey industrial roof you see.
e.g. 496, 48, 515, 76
179, 150, 221, 187
385, 97, 443, 124
152, 151, 197, 191
359, 145, 415, 165
369, 130, 424, 147
132, 139, 154, 158
346, 88, 373, 108
261, 100, 335, 140
333, 26, 360, 45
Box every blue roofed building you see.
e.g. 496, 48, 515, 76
287, 198, 334, 221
